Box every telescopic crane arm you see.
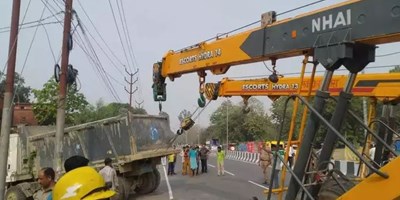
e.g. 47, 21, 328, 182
153, 0, 400, 102
205, 73, 400, 103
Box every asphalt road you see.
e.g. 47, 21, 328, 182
133, 156, 291, 200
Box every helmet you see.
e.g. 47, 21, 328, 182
53, 166, 115, 200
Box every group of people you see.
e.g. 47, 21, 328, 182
166, 144, 226, 177
33, 155, 118, 200
258, 143, 294, 189
180, 144, 211, 176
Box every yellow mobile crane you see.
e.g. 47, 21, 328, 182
204, 72, 400, 199
152, 0, 400, 199
204, 73, 400, 102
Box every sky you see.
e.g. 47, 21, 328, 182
0, 0, 399, 131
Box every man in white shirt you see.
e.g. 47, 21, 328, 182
369, 143, 376, 160
99, 158, 119, 191
288, 145, 295, 168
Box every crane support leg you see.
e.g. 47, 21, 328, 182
312, 44, 376, 197
286, 43, 376, 199
373, 105, 389, 166
286, 70, 332, 200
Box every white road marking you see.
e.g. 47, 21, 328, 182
224, 170, 235, 176
248, 180, 269, 190
208, 164, 235, 176
162, 164, 174, 200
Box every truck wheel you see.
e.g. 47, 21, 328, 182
5, 186, 27, 200
134, 172, 155, 195
149, 169, 161, 193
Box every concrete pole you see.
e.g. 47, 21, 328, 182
0, 0, 21, 197
55, 0, 74, 176
226, 100, 229, 150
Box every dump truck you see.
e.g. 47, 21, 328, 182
5, 113, 178, 199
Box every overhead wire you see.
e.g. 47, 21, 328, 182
74, 27, 122, 102
12, 5, 48, 104
75, 22, 123, 102
115, 0, 133, 73
177, 0, 327, 52
0, 21, 62, 34
43, 0, 124, 102
0, 11, 63, 30
1, 0, 34, 77
41, 22, 57, 64
376, 51, 400, 57
118, 0, 144, 106
72, 11, 125, 76
107, 0, 132, 73
76, 0, 126, 68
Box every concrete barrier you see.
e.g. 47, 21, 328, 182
223, 151, 359, 174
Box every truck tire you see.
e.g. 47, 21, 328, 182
149, 169, 161, 193
134, 172, 156, 195
318, 178, 356, 200
5, 186, 27, 200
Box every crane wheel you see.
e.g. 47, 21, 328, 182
318, 177, 356, 200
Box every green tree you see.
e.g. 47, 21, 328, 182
73, 99, 147, 124
389, 65, 400, 73
32, 78, 89, 125
209, 98, 275, 143
0, 72, 31, 103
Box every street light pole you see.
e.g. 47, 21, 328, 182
226, 100, 229, 150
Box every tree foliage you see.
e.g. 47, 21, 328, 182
206, 98, 275, 143
73, 99, 147, 124
0, 72, 31, 103
32, 78, 89, 125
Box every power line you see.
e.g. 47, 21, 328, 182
376, 51, 400, 57
0, 11, 63, 30
0, 21, 62, 34
1, 0, 34, 77
115, 0, 133, 73
74, 24, 122, 102
41, 0, 123, 102
13, 5, 47, 104
177, 0, 327, 52
107, 0, 132, 72
76, 0, 126, 67
41, 22, 57, 63
73, 11, 125, 76
119, 0, 144, 104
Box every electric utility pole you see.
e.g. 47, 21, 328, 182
124, 68, 138, 107
0, 0, 21, 196
55, 0, 74, 175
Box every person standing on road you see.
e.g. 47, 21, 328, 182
99, 158, 119, 192
182, 146, 190, 175
259, 143, 272, 185
217, 146, 225, 176
271, 144, 284, 189
34, 167, 56, 200
199, 144, 210, 173
189, 146, 199, 176
196, 146, 201, 175
168, 152, 176, 175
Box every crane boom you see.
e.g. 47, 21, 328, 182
205, 73, 400, 102
153, 0, 400, 101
